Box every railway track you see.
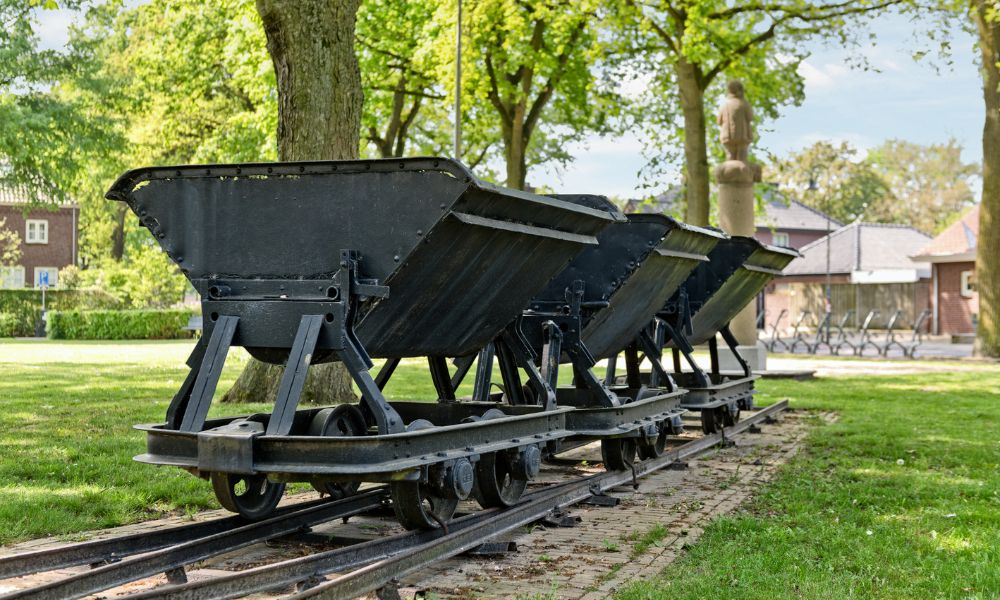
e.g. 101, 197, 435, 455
0, 401, 787, 600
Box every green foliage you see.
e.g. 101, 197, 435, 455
866, 139, 979, 234
0, 312, 16, 337
47, 308, 195, 340
61, 244, 188, 309
356, 0, 449, 159
448, 0, 618, 187
0, 216, 21, 264
616, 371, 1000, 599
0, 288, 121, 336
770, 140, 892, 225
769, 139, 979, 233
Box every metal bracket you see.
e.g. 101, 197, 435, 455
179, 315, 238, 433
198, 420, 263, 474
266, 315, 324, 436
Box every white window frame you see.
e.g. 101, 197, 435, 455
772, 232, 790, 247
25, 219, 48, 244
34, 266, 58, 288
0, 265, 25, 289
961, 270, 976, 298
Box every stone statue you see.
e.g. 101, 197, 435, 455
718, 79, 754, 162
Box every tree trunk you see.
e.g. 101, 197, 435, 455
974, 0, 1000, 357
110, 204, 127, 261
505, 106, 529, 190
223, 0, 364, 403
676, 58, 711, 227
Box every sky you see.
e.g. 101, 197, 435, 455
528, 14, 983, 199
33, 7, 984, 200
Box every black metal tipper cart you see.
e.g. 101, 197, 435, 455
655, 236, 799, 434
106, 158, 620, 530
472, 196, 726, 471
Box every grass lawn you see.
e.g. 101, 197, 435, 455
1, 339, 998, 600
617, 368, 1000, 599
0, 339, 451, 544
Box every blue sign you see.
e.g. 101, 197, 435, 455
39, 271, 49, 286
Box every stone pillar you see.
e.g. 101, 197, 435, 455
715, 161, 758, 347
714, 79, 766, 371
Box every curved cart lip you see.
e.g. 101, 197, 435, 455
105, 157, 626, 225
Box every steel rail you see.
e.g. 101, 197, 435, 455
0, 488, 389, 600
0, 497, 336, 580
294, 400, 787, 600
133, 401, 787, 600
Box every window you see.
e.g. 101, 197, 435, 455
0, 266, 25, 289
26, 219, 48, 244
772, 232, 790, 247
961, 270, 976, 298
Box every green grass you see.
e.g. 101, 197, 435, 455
3, 338, 999, 600
0, 339, 450, 545
617, 369, 1000, 599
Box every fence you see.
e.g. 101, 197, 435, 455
765, 281, 930, 333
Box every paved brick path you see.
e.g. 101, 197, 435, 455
0, 411, 821, 599
398, 410, 825, 599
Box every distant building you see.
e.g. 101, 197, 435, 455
911, 206, 979, 336
622, 187, 683, 215
755, 192, 842, 249
0, 184, 79, 289
767, 222, 932, 331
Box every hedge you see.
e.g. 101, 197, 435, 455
0, 312, 17, 338
0, 289, 123, 337
46, 309, 196, 340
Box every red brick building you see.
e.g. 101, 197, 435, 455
767, 222, 933, 331
911, 206, 979, 336
755, 195, 842, 249
0, 185, 79, 288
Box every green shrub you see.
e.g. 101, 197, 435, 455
46, 309, 196, 340
0, 289, 123, 337
0, 312, 17, 338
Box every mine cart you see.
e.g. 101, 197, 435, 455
655, 237, 799, 433
107, 158, 620, 529
476, 198, 726, 469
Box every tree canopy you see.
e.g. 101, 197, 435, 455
769, 139, 978, 234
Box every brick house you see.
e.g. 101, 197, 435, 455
755, 194, 842, 249
767, 222, 932, 331
911, 206, 979, 336
0, 184, 79, 288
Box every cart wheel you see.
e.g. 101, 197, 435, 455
210, 472, 285, 520
475, 451, 528, 508
722, 403, 740, 427
700, 409, 719, 435
601, 438, 637, 471
308, 405, 367, 499
637, 425, 668, 459
390, 480, 459, 530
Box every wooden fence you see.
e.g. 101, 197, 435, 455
765, 282, 930, 333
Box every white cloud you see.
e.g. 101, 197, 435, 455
797, 60, 851, 92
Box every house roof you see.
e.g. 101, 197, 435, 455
911, 205, 979, 263
756, 192, 842, 232
622, 187, 683, 214
0, 182, 73, 208
784, 222, 932, 279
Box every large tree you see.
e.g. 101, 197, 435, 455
770, 139, 978, 233
459, 0, 615, 190
971, 0, 999, 356
619, 0, 903, 226
866, 139, 978, 234
356, 0, 446, 158
770, 141, 890, 224
222, 0, 363, 403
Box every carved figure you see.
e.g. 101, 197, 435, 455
718, 79, 754, 162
